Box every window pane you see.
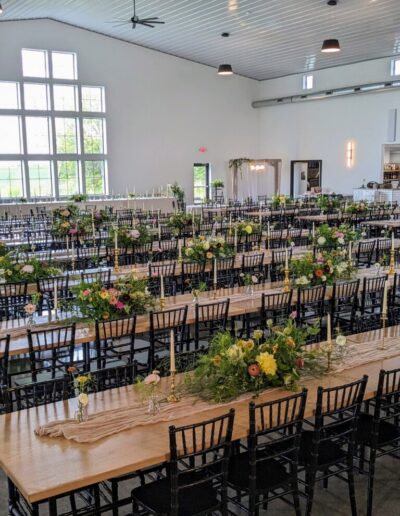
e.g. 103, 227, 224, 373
25, 117, 52, 154
193, 166, 206, 186
194, 187, 206, 204
55, 118, 78, 154
28, 161, 53, 197
22, 49, 48, 78
83, 118, 105, 154
58, 161, 79, 196
53, 85, 78, 111
82, 86, 105, 112
395, 60, 400, 76
85, 161, 106, 195
0, 82, 20, 109
23, 83, 50, 110
0, 116, 22, 154
52, 52, 77, 80
0, 161, 23, 198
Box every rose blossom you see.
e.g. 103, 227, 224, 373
69, 228, 78, 235
144, 372, 161, 385
24, 303, 36, 315
129, 229, 140, 240
116, 301, 125, 310
295, 357, 305, 369
247, 363, 261, 377
82, 289, 91, 297
21, 264, 34, 274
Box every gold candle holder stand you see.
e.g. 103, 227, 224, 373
167, 370, 180, 403
114, 248, 120, 273
283, 268, 290, 293
380, 313, 388, 350
388, 248, 395, 276
159, 297, 166, 310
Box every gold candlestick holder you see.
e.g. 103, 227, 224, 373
71, 253, 76, 272
167, 370, 180, 402
283, 267, 290, 293
380, 313, 388, 350
159, 296, 166, 310
388, 248, 395, 276
114, 248, 120, 273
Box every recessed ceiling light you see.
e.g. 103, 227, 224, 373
218, 64, 233, 75
321, 39, 341, 53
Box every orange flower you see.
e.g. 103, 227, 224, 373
67, 366, 77, 374
286, 337, 296, 348
206, 252, 213, 259
212, 355, 222, 366
314, 269, 323, 278
102, 312, 110, 320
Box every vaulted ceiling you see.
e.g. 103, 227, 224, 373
1, 0, 400, 80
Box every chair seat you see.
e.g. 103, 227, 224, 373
227, 452, 290, 492
131, 472, 219, 515
299, 431, 346, 467
14, 369, 65, 385
356, 413, 400, 446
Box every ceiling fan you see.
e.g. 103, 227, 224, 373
108, 0, 165, 29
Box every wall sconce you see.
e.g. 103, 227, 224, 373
346, 141, 354, 168
250, 164, 266, 171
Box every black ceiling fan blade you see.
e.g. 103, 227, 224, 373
138, 21, 156, 28
105, 19, 131, 23
140, 19, 165, 24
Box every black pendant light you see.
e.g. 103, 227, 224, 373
218, 64, 233, 75
321, 38, 341, 53
321, 0, 341, 53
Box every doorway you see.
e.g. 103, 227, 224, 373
290, 160, 322, 197
193, 163, 211, 204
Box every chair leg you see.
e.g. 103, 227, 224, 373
305, 468, 317, 516
293, 486, 302, 516
366, 450, 377, 516
348, 466, 358, 516
111, 480, 119, 516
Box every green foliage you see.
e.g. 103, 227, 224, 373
183, 236, 235, 262
0, 253, 62, 283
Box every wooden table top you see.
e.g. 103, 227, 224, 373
0, 325, 399, 504
361, 219, 400, 228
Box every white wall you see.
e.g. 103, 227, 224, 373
256, 58, 400, 194
0, 20, 259, 201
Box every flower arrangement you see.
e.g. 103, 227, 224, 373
271, 194, 290, 209
170, 182, 185, 202
211, 179, 224, 188
24, 293, 41, 327
290, 250, 355, 288
135, 370, 161, 415
0, 254, 62, 283
230, 221, 261, 236
69, 194, 88, 203
167, 213, 196, 233
345, 202, 369, 214
0, 241, 8, 257
68, 368, 94, 423
312, 224, 359, 247
72, 274, 154, 321
185, 320, 320, 402
108, 225, 151, 247
316, 194, 341, 212
183, 236, 235, 262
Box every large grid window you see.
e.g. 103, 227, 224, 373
0, 49, 108, 199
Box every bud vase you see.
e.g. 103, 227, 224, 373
147, 391, 160, 416
74, 401, 89, 423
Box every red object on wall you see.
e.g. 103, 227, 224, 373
199, 147, 207, 153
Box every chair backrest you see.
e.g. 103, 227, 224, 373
148, 261, 176, 277
168, 409, 235, 516
4, 376, 70, 412
262, 291, 293, 326
28, 324, 76, 381
370, 368, 400, 445
37, 275, 69, 294
312, 375, 368, 454
0, 282, 27, 297
331, 279, 360, 312
241, 252, 264, 270
248, 390, 307, 485
195, 299, 230, 345
0, 335, 11, 385
272, 248, 293, 264
360, 275, 386, 312
89, 362, 138, 392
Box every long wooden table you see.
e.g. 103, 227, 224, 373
0, 325, 399, 506
1, 264, 398, 360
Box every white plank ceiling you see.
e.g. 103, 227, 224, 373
1, 0, 400, 80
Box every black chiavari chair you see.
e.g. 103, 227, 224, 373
262, 290, 293, 329
299, 376, 368, 516
240, 253, 265, 284
131, 410, 235, 516
194, 299, 230, 349
270, 248, 292, 282
356, 240, 376, 268
356, 275, 386, 332
81, 269, 112, 287
148, 261, 177, 297
37, 275, 70, 312
227, 391, 307, 515
181, 260, 206, 294
0, 281, 29, 320
296, 285, 326, 342
210, 256, 236, 289
330, 279, 360, 336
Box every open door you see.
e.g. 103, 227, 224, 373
290, 160, 322, 197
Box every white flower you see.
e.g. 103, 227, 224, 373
129, 229, 140, 240
251, 275, 258, 284
24, 303, 36, 315
336, 335, 347, 347
290, 241, 295, 247
203, 242, 210, 251
317, 236, 326, 245
338, 238, 345, 245
226, 344, 243, 362
295, 276, 309, 286
321, 275, 327, 282
78, 393, 89, 407
21, 264, 34, 274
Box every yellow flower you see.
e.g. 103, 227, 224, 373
256, 352, 277, 376
244, 339, 255, 351
272, 344, 279, 354
78, 393, 89, 406
100, 291, 109, 300
77, 375, 89, 385
212, 355, 222, 367
286, 336, 296, 348
245, 225, 253, 235
102, 312, 110, 320
206, 251, 213, 259
252, 330, 263, 341
199, 235, 205, 241
226, 344, 244, 362
236, 339, 247, 349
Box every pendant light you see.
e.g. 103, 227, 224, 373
218, 64, 233, 75
321, 0, 341, 53
321, 39, 341, 53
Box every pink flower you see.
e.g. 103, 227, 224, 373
129, 229, 140, 240
82, 289, 91, 297
290, 311, 297, 319
144, 372, 160, 385
251, 275, 258, 284
24, 303, 36, 315
108, 288, 120, 297
116, 301, 125, 310
248, 363, 261, 377
295, 357, 305, 370
109, 296, 118, 306
95, 212, 101, 220
69, 228, 78, 235
21, 264, 34, 274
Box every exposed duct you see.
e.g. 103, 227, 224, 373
252, 80, 400, 109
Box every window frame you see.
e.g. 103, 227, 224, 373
0, 48, 108, 200
193, 163, 211, 205
302, 74, 314, 90
391, 59, 400, 77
